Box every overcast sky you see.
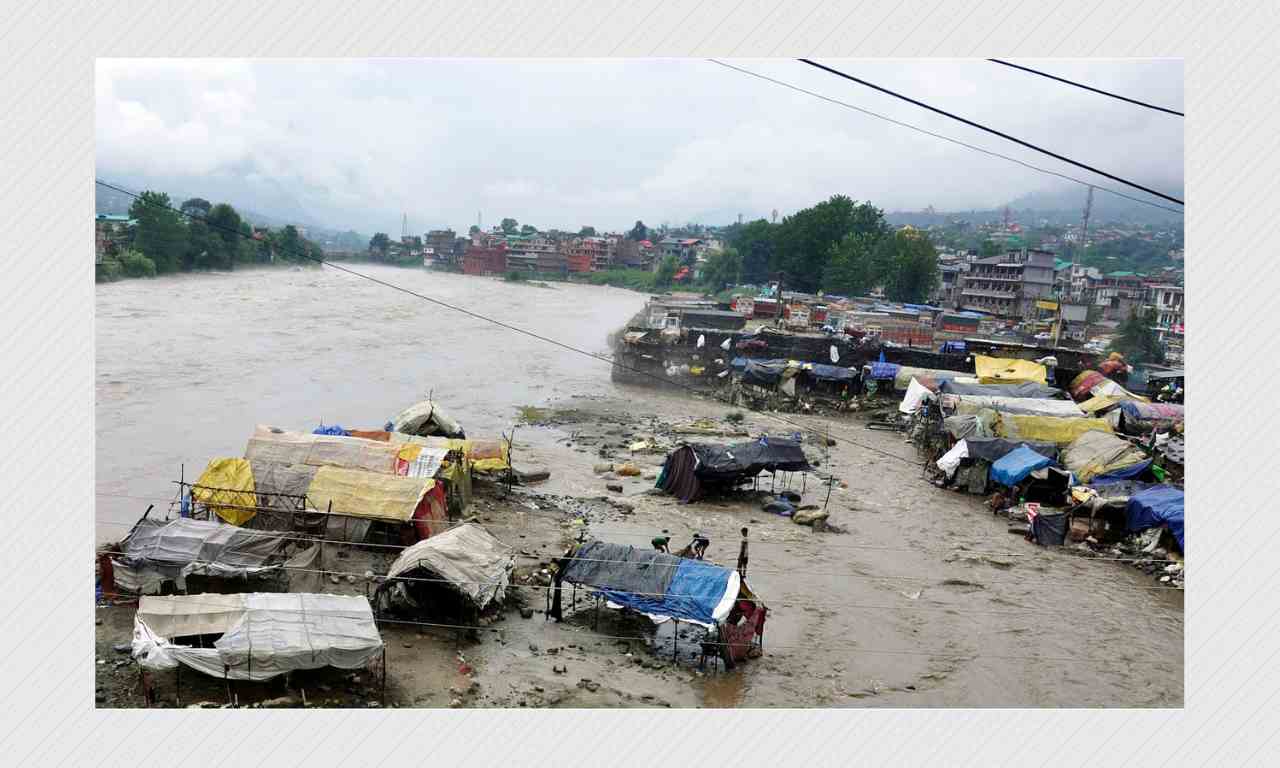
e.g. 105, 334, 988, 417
96, 58, 1183, 234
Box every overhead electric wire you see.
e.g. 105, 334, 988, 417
987, 59, 1185, 117
706, 59, 1182, 215
91, 506, 1183, 566
796, 57, 1184, 206
94, 179, 924, 469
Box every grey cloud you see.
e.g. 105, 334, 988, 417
96, 58, 1183, 234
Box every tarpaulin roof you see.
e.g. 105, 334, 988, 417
690, 437, 811, 480
1119, 401, 1185, 435
120, 518, 287, 573
974, 355, 1047, 385
996, 414, 1114, 445
893, 366, 969, 391
802, 363, 856, 382
560, 541, 742, 626
868, 361, 901, 380
990, 445, 1055, 486
192, 458, 258, 526
245, 426, 400, 474
306, 466, 433, 522
1126, 485, 1184, 549
939, 380, 1061, 399
950, 395, 1083, 418
383, 523, 514, 610
133, 593, 383, 681
1060, 430, 1151, 483
392, 400, 466, 439
964, 437, 1060, 463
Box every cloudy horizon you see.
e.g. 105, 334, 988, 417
96, 58, 1183, 235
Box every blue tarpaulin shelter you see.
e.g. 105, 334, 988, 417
990, 445, 1054, 486
560, 541, 741, 625
1125, 485, 1184, 549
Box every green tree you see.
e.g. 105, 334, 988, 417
700, 246, 742, 291
771, 196, 887, 292
730, 218, 777, 284
128, 190, 186, 274
627, 221, 648, 241
180, 198, 212, 219
500, 218, 519, 234
118, 249, 156, 278
206, 203, 243, 269
881, 229, 940, 303
822, 232, 877, 296
654, 255, 677, 288
520, 224, 538, 235
978, 239, 1001, 258
1111, 307, 1164, 365
579, 226, 597, 237
369, 232, 391, 260
281, 226, 304, 262
185, 217, 217, 270
468, 225, 481, 236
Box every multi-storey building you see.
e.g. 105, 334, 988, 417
957, 248, 1056, 319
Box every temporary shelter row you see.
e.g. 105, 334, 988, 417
376, 523, 515, 620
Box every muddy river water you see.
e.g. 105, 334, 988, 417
96, 265, 1183, 708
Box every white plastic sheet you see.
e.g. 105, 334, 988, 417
936, 439, 969, 476
899, 378, 933, 414
133, 593, 383, 681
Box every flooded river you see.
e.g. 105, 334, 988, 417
95, 266, 1182, 707
95, 264, 646, 542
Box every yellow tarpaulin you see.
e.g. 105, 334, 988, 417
397, 443, 423, 462
306, 466, 433, 522
1036, 299, 1058, 311
192, 458, 258, 526
446, 438, 510, 473
996, 414, 1114, 445
1077, 394, 1126, 414
974, 355, 1048, 385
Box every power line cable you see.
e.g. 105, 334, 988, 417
706, 59, 1182, 215
91, 500, 1183, 564
796, 58, 1184, 206
988, 59, 1184, 117
94, 179, 924, 468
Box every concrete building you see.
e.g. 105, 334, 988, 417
425, 229, 458, 268
1144, 283, 1184, 351
1093, 271, 1146, 321
94, 214, 134, 264
957, 248, 1056, 319
505, 234, 560, 273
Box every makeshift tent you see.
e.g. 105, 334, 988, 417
113, 518, 301, 594
1118, 401, 1185, 435
657, 437, 811, 502
1078, 394, 1127, 415
133, 593, 383, 681
892, 366, 969, 391
943, 410, 997, 440
1070, 370, 1107, 400
801, 363, 856, 382
974, 355, 1047, 385
245, 426, 400, 474
990, 445, 1055, 486
1091, 379, 1149, 402
379, 523, 514, 616
964, 437, 1060, 463
935, 439, 968, 477
996, 414, 1114, 445
939, 380, 1061, 399
867, 361, 900, 380
950, 395, 1083, 418
392, 400, 466, 439
306, 466, 436, 525
1125, 485, 1184, 550
191, 458, 258, 526
1060, 430, 1151, 484
559, 541, 745, 627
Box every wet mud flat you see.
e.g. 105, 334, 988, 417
98, 387, 1183, 709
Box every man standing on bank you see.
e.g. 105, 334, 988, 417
737, 527, 749, 578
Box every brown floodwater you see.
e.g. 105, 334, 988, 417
95, 264, 647, 543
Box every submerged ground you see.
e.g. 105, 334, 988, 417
95, 268, 1183, 708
